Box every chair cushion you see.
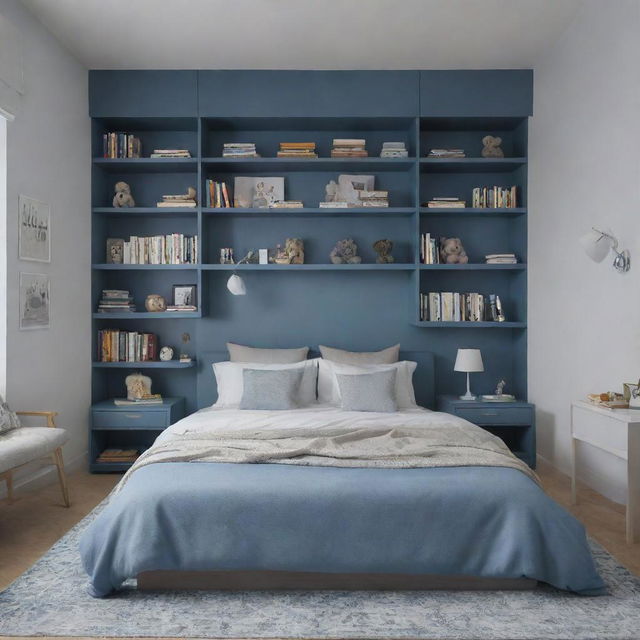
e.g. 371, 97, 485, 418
0, 427, 69, 474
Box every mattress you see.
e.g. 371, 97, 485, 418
80, 405, 605, 597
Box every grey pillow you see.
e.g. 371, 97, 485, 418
227, 342, 309, 364
336, 369, 398, 413
0, 395, 21, 435
319, 344, 400, 365
240, 368, 304, 410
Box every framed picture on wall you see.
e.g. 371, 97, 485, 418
19, 272, 50, 330
18, 195, 51, 262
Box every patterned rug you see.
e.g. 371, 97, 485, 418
1, 502, 639, 639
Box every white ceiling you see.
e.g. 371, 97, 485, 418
21, 0, 582, 70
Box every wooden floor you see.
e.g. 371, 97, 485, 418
0, 459, 638, 640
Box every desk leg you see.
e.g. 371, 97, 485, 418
570, 405, 577, 505
627, 428, 640, 544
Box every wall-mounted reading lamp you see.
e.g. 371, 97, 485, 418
579, 227, 630, 273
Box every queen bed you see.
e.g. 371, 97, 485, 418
80, 349, 605, 598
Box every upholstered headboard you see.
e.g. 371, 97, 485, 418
196, 349, 435, 410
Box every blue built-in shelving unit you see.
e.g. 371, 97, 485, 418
89, 70, 532, 462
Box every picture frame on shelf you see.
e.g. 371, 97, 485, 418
19, 272, 50, 330
172, 284, 197, 307
18, 195, 51, 263
233, 177, 284, 208
106, 238, 125, 264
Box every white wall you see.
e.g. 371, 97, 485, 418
0, 0, 90, 487
530, 0, 640, 503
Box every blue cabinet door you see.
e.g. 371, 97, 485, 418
420, 70, 533, 117
89, 71, 198, 117
198, 70, 419, 117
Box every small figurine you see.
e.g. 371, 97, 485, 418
439, 237, 469, 264
324, 180, 339, 203
373, 239, 394, 264
145, 294, 166, 312
495, 379, 506, 396
275, 238, 304, 264
125, 373, 152, 401
481, 135, 504, 158
330, 238, 362, 264
179, 333, 192, 363
113, 181, 135, 207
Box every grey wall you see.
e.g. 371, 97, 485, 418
529, 0, 640, 503
0, 0, 90, 486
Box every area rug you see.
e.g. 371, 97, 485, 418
1, 502, 639, 639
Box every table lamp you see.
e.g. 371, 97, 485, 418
454, 348, 484, 401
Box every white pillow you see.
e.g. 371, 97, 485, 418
213, 359, 318, 407
319, 344, 400, 365
227, 342, 309, 363
318, 359, 417, 409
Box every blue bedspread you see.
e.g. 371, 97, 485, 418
80, 463, 605, 597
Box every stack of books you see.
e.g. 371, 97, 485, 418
157, 193, 197, 208
223, 143, 259, 158
331, 138, 368, 157
102, 132, 141, 158
277, 142, 317, 158
97, 329, 159, 362
419, 292, 505, 322
205, 180, 232, 208
427, 148, 466, 158
424, 197, 466, 208
380, 142, 408, 158
472, 186, 517, 208
420, 234, 441, 264
270, 201, 304, 208
485, 253, 518, 264
150, 149, 191, 158
122, 235, 198, 264
166, 304, 197, 312
97, 289, 135, 313
114, 395, 163, 406
319, 202, 349, 209
96, 448, 139, 464
356, 190, 389, 207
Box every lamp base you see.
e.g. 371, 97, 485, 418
459, 391, 477, 401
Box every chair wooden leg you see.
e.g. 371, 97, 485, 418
2, 471, 14, 503
53, 448, 70, 507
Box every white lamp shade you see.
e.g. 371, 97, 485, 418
454, 348, 484, 373
226, 274, 246, 296
580, 229, 610, 263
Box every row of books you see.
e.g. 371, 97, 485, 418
97, 329, 159, 362
277, 142, 317, 158
420, 292, 506, 322
96, 448, 139, 463
150, 149, 191, 158
427, 148, 466, 158
97, 289, 135, 313
121, 235, 198, 265
222, 143, 259, 158
331, 138, 368, 158
205, 180, 232, 208
380, 142, 408, 158
472, 186, 517, 209
420, 234, 442, 264
102, 132, 141, 158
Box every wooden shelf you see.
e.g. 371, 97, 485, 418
420, 207, 526, 216
418, 264, 526, 271
201, 157, 415, 172
92, 361, 196, 368
412, 321, 527, 329
420, 157, 527, 173
93, 157, 198, 173
202, 207, 416, 217
92, 264, 198, 270
202, 263, 416, 271
92, 207, 197, 216
93, 312, 201, 319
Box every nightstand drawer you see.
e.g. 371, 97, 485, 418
455, 406, 532, 425
93, 410, 168, 429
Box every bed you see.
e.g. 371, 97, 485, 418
80, 351, 605, 598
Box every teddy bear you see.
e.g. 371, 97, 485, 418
481, 135, 504, 158
275, 238, 304, 264
330, 238, 362, 264
439, 237, 469, 264
373, 239, 394, 264
113, 181, 135, 207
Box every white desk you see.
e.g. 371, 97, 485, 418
571, 400, 640, 543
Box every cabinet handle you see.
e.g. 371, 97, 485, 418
124, 413, 142, 419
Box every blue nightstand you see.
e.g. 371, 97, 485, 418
437, 395, 536, 469
90, 397, 185, 472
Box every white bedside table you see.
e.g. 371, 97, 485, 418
571, 400, 640, 543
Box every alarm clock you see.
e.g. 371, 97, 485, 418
159, 346, 174, 362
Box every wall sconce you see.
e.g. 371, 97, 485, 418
579, 227, 630, 273
226, 274, 246, 296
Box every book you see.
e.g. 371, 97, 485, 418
121, 235, 198, 264
156, 201, 196, 207
113, 395, 163, 406
319, 201, 349, 208
102, 132, 141, 158
332, 138, 366, 147
426, 200, 466, 208
270, 201, 304, 208
419, 291, 504, 322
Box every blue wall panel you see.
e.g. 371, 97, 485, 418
420, 70, 533, 117
89, 71, 198, 117
198, 71, 419, 117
